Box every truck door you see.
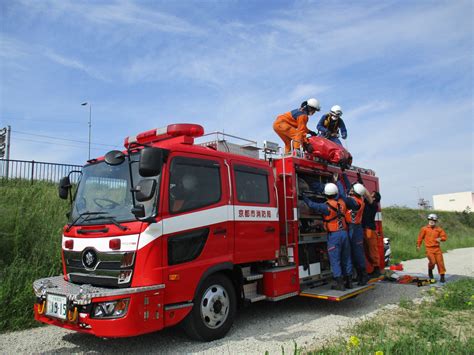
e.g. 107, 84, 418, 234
162, 153, 232, 305
231, 162, 279, 264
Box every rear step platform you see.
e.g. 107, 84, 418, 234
300, 283, 375, 301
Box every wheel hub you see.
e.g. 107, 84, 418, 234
200, 284, 229, 329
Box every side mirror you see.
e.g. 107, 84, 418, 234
58, 176, 71, 200
135, 179, 157, 202
132, 205, 146, 219
139, 147, 164, 177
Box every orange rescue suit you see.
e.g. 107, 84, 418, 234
417, 225, 448, 275
273, 109, 309, 153
345, 195, 365, 225
324, 199, 347, 232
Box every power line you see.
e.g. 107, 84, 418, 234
1, 117, 83, 124
14, 137, 110, 151
12, 130, 120, 148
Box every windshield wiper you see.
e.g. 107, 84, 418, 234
66, 211, 108, 232
85, 215, 129, 231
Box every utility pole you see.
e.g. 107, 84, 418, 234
81, 102, 92, 160
413, 185, 431, 210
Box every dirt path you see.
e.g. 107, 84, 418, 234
1, 248, 472, 354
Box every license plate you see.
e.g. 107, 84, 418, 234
45, 294, 67, 320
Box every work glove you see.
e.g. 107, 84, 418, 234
303, 143, 314, 154
341, 133, 347, 139
307, 130, 317, 137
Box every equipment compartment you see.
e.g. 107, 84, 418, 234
261, 266, 299, 298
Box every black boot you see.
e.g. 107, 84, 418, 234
440, 274, 445, 283
331, 277, 346, 291
357, 269, 369, 286
370, 267, 381, 278
344, 275, 353, 289
428, 269, 434, 279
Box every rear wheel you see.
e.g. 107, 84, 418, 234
182, 274, 236, 341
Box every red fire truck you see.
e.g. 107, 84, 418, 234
33, 123, 385, 341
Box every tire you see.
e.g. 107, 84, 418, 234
182, 273, 236, 341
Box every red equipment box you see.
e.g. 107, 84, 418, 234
262, 267, 299, 298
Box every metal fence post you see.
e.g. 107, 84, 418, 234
31, 160, 35, 184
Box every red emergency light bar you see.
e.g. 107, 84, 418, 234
124, 123, 204, 148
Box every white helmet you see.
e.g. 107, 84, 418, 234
353, 183, 366, 196
330, 105, 342, 116
307, 98, 321, 111
324, 183, 338, 196
427, 213, 438, 221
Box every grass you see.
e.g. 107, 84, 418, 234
0, 179, 473, 333
308, 278, 474, 355
383, 207, 474, 263
0, 179, 69, 331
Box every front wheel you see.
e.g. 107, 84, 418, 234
182, 274, 236, 341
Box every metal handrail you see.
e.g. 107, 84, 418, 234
199, 131, 258, 146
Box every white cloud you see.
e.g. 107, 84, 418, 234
43, 51, 107, 81
18, 0, 204, 36
287, 84, 328, 103
0, 35, 28, 59
347, 101, 392, 122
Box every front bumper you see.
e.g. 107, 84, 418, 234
33, 276, 165, 338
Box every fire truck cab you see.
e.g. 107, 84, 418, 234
33, 124, 385, 341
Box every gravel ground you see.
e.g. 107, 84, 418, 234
1, 248, 472, 354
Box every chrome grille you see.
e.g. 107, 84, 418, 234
63, 250, 135, 288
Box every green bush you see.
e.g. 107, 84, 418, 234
0, 180, 68, 331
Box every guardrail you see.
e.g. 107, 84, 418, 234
0, 159, 82, 184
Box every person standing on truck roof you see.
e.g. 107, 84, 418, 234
417, 214, 448, 283
273, 98, 321, 154
302, 177, 352, 291
362, 190, 382, 277
316, 105, 347, 146
341, 173, 369, 286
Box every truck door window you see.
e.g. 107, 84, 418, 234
169, 157, 221, 213
234, 165, 269, 204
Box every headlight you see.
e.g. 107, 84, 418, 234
92, 299, 129, 319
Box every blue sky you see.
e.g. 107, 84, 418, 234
1, 0, 472, 207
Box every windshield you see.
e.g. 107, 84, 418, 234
71, 156, 159, 225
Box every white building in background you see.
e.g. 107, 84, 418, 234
432, 192, 473, 212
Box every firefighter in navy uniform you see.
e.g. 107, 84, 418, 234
316, 105, 347, 146
302, 180, 352, 291
340, 173, 370, 285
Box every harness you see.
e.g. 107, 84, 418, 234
324, 199, 347, 232
323, 115, 340, 134
346, 195, 365, 224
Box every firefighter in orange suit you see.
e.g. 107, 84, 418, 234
362, 191, 382, 277
417, 214, 448, 283
273, 98, 321, 154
